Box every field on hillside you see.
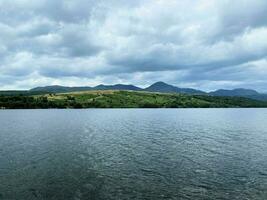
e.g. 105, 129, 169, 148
1, 90, 267, 109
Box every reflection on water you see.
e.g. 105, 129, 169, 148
0, 109, 267, 199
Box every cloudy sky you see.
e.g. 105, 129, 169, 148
0, 0, 267, 91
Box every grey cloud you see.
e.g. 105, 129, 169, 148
217, 0, 267, 40
17, 19, 57, 37
0, 0, 267, 91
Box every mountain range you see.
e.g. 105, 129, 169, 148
0, 81, 265, 101
27, 81, 267, 101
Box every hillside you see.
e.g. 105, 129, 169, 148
209, 88, 267, 101
26, 82, 267, 101
144, 81, 205, 94
30, 82, 204, 94
30, 84, 142, 93
1, 90, 267, 109
210, 88, 259, 96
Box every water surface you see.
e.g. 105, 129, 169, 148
0, 109, 267, 199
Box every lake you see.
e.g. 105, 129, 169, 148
0, 109, 267, 200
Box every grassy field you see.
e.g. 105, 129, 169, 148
1, 90, 267, 109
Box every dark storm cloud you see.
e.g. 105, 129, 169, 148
0, 0, 267, 91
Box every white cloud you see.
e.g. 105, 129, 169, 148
0, 0, 267, 91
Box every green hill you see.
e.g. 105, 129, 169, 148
3, 82, 267, 101
1, 90, 267, 109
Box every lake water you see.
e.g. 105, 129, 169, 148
0, 109, 267, 200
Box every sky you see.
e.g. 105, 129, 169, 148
0, 0, 267, 92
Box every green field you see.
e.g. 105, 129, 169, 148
1, 90, 267, 109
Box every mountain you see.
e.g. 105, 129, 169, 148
15, 82, 267, 101
144, 82, 178, 93
209, 88, 259, 96
30, 85, 92, 93
144, 81, 205, 94
30, 84, 141, 93
209, 88, 267, 101
94, 84, 141, 91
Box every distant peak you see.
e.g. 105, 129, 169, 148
154, 81, 168, 84
210, 88, 259, 96
150, 81, 170, 86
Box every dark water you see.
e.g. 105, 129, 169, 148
0, 109, 267, 200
